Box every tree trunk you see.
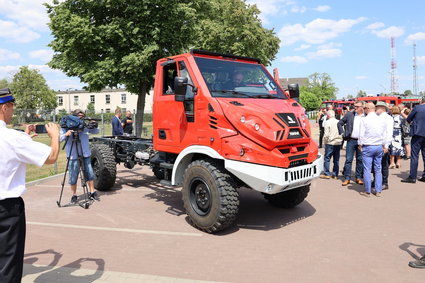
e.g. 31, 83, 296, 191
135, 81, 147, 137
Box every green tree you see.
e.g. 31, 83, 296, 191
10, 66, 57, 110
0, 78, 9, 89
304, 72, 338, 101
299, 87, 321, 111
357, 90, 367, 97
86, 102, 95, 116
45, 0, 279, 136
197, 0, 280, 66
404, 89, 413, 96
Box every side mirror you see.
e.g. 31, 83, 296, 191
174, 76, 188, 96
288, 83, 300, 102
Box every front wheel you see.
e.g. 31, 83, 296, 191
182, 159, 239, 233
263, 185, 310, 208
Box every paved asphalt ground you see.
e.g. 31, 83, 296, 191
22, 130, 425, 282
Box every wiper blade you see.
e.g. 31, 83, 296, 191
252, 94, 279, 99
211, 89, 251, 97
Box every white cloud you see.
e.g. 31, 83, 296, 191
0, 48, 21, 61
417, 56, 425, 65
314, 5, 331, 12
317, 42, 342, 49
0, 0, 53, 31
281, 56, 308, 63
291, 6, 307, 13
365, 22, 385, 30
247, 0, 293, 23
355, 76, 368, 80
0, 64, 63, 79
306, 48, 342, 59
0, 20, 40, 43
29, 49, 54, 63
372, 26, 404, 38
405, 32, 425, 44
294, 44, 311, 51
278, 17, 367, 46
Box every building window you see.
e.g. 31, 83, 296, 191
121, 108, 126, 114
105, 94, 110, 104
73, 95, 79, 105
90, 95, 95, 103
121, 93, 126, 104
105, 108, 111, 113
58, 96, 63, 106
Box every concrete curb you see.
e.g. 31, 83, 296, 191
26, 172, 65, 187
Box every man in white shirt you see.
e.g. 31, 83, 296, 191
375, 102, 394, 190
320, 110, 343, 179
0, 88, 60, 282
358, 103, 388, 197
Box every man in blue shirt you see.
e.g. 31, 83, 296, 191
402, 97, 425, 184
60, 109, 100, 203
112, 108, 123, 136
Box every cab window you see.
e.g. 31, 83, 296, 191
162, 62, 178, 95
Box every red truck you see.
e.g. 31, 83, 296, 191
90, 50, 323, 233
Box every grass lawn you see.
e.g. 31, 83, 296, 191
24, 122, 153, 182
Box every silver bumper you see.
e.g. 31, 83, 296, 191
225, 153, 323, 194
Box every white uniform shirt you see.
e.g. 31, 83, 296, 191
0, 120, 51, 200
358, 112, 388, 147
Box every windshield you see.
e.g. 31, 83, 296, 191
194, 57, 287, 99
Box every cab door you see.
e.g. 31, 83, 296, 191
153, 58, 198, 153
153, 59, 185, 153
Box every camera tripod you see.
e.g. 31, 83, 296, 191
57, 131, 92, 209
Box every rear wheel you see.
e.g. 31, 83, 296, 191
90, 143, 117, 191
263, 185, 310, 208
182, 159, 239, 233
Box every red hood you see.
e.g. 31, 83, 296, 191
216, 98, 311, 150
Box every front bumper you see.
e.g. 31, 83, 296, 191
225, 153, 323, 194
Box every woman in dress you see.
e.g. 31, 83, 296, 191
389, 106, 404, 168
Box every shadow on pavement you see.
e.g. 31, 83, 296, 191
105, 169, 317, 233
217, 188, 316, 235
24, 255, 105, 283
399, 242, 425, 260
23, 249, 62, 277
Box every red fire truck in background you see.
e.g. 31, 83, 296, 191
320, 99, 355, 115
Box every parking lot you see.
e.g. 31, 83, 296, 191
22, 149, 425, 283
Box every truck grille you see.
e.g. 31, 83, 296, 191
284, 165, 316, 182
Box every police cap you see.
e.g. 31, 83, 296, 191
0, 88, 15, 104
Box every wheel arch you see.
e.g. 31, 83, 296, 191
171, 146, 224, 186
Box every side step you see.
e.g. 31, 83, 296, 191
159, 162, 174, 170
160, 180, 175, 187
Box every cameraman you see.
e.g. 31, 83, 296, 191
0, 88, 60, 282
60, 109, 100, 203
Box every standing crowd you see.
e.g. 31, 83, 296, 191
317, 97, 425, 198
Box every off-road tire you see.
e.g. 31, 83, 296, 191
263, 185, 310, 208
182, 159, 239, 233
90, 143, 117, 191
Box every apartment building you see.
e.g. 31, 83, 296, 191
56, 88, 154, 114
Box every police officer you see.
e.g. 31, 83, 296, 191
0, 88, 60, 282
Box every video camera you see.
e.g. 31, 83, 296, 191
60, 115, 101, 131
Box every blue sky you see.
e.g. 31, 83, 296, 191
0, 0, 424, 98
